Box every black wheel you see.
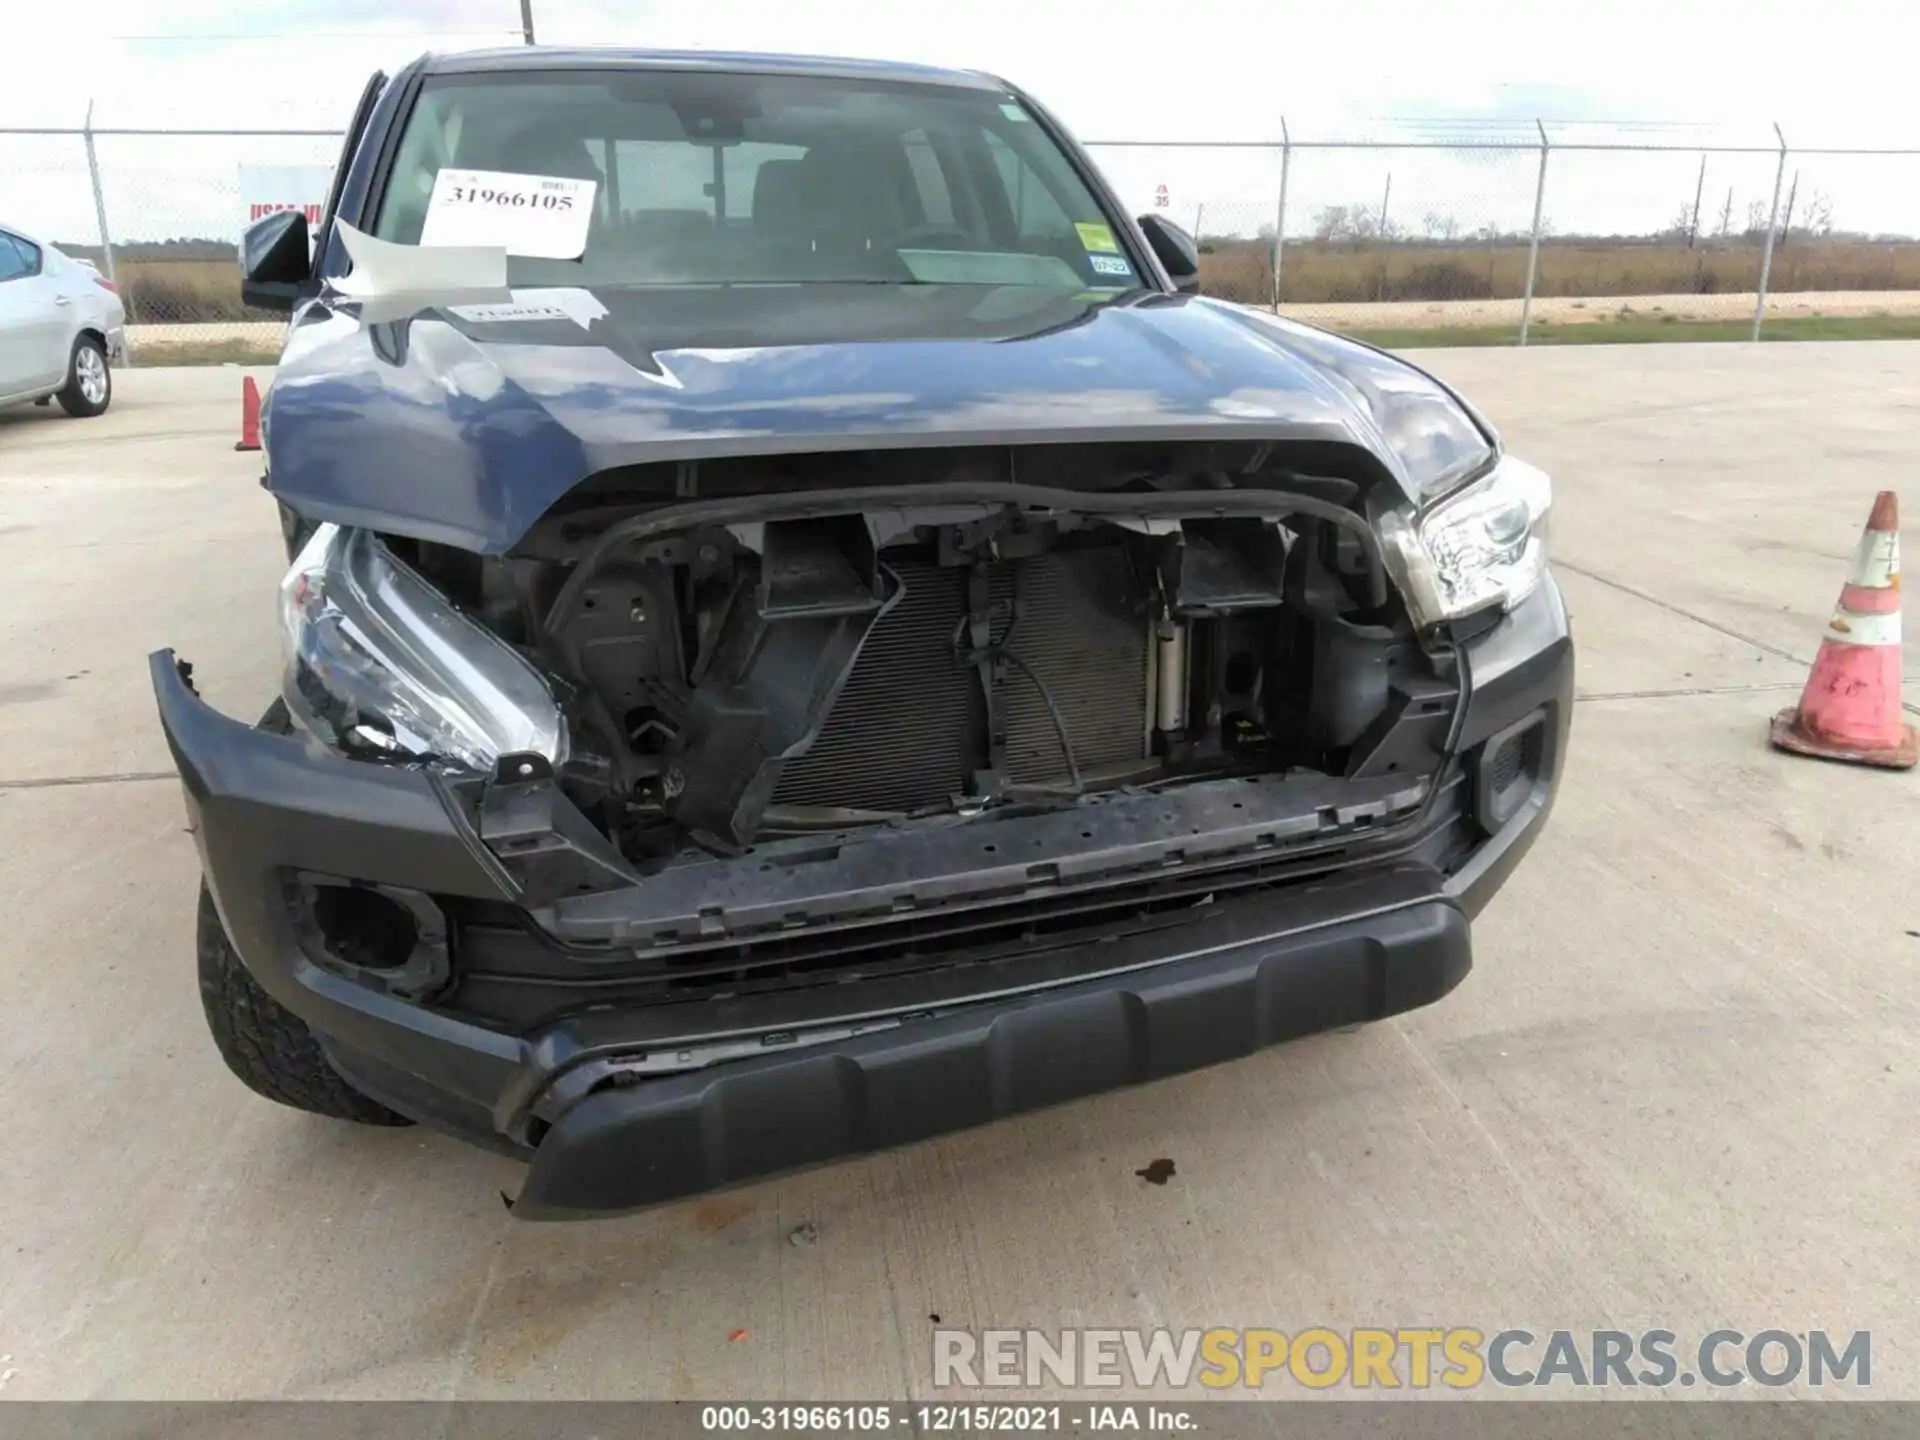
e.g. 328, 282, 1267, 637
55, 334, 111, 417
194, 698, 408, 1125
197, 885, 412, 1125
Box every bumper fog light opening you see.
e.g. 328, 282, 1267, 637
1473, 712, 1545, 836
293, 875, 451, 1000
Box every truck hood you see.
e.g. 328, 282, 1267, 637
263, 283, 1495, 553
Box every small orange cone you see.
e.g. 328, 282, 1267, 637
234, 374, 262, 452
1770, 490, 1916, 769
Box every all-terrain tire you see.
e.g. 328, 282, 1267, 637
54, 334, 111, 418
197, 885, 411, 1125
194, 696, 408, 1124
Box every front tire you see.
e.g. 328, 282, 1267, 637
55, 334, 111, 417
197, 885, 412, 1125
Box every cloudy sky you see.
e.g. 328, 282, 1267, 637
7, 0, 1920, 244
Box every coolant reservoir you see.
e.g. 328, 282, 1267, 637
1155, 621, 1188, 733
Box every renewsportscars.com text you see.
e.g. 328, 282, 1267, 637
933, 1327, 1871, 1391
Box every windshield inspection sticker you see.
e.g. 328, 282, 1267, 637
420, 168, 597, 260
1075, 221, 1120, 253
1000, 102, 1031, 122
1089, 254, 1132, 277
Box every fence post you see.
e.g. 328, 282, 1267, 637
1519, 120, 1549, 346
1192, 201, 1205, 249
1272, 118, 1290, 311
519, 0, 536, 43
1751, 122, 1788, 342
81, 100, 117, 286
80, 100, 125, 367
1687, 152, 1706, 249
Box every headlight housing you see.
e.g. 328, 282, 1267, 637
1378, 456, 1552, 629
280, 523, 567, 772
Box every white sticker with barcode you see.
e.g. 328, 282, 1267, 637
419, 168, 596, 259
448, 288, 609, 329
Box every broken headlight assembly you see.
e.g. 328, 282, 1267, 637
1377, 455, 1553, 629
279, 523, 568, 771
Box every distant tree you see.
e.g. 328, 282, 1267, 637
1797, 190, 1835, 239
1307, 202, 1407, 243
1313, 202, 1390, 243
1663, 201, 1698, 242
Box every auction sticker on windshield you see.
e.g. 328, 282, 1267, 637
420, 168, 597, 259
1074, 222, 1119, 253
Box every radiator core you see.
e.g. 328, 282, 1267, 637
772, 549, 1150, 813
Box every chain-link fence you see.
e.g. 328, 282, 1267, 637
0, 126, 341, 362
4, 118, 1919, 360
1084, 122, 1920, 345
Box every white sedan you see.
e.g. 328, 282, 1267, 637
0, 223, 128, 417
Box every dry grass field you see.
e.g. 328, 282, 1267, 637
1202, 238, 1920, 305
103, 236, 1920, 364
113, 259, 260, 324
110, 240, 1920, 322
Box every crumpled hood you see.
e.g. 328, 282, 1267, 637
263, 283, 1495, 553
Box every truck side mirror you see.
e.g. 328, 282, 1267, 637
1136, 214, 1201, 294
240, 210, 314, 313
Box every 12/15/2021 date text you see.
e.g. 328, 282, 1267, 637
700, 1406, 1198, 1432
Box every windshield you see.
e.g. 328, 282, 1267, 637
372, 70, 1141, 293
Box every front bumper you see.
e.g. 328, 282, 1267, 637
513, 866, 1466, 1218
153, 576, 1571, 1219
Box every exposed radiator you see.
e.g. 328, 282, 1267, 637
772, 560, 976, 813
772, 550, 1150, 814
995, 549, 1150, 785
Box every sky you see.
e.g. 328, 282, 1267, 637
7, 0, 1920, 245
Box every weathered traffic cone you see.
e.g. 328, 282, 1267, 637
234, 374, 262, 452
1770, 490, 1917, 769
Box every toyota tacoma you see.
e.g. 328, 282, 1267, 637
154, 48, 1572, 1219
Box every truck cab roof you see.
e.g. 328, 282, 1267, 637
421, 47, 1005, 91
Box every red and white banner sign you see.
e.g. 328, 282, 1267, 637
239, 165, 333, 229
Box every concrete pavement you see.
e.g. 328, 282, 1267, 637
0, 348, 1915, 1400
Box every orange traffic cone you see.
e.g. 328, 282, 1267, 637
1770, 490, 1916, 769
234, 374, 262, 452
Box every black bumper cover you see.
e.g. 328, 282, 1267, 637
151, 576, 1570, 1220
510, 866, 1466, 1218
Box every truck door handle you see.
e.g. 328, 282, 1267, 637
53, 295, 70, 305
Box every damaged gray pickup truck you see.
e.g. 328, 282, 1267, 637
153, 47, 1571, 1218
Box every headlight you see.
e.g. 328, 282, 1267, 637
1377, 456, 1552, 629
280, 523, 567, 771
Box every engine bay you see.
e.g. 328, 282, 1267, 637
384, 446, 1463, 899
